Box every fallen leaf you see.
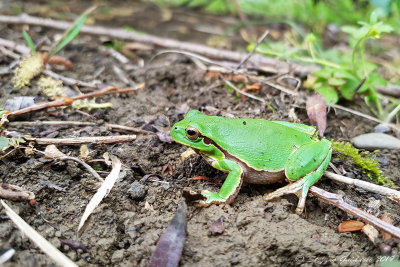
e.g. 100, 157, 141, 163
338, 220, 365, 233
4, 96, 35, 112
162, 164, 173, 175
44, 145, 65, 159
381, 213, 393, 240
46, 55, 73, 70
209, 216, 225, 235
157, 131, 174, 143
80, 145, 90, 160
144, 201, 154, 211
306, 93, 327, 137
103, 152, 112, 166
362, 224, 379, 244
242, 83, 261, 92
78, 156, 121, 232
148, 201, 187, 267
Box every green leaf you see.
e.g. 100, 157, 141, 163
340, 79, 360, 100
0, 137, 9, 151
316, 85, 339, 104
328, 77, 346, 86
313, 68, 333, 79
187, 0, 208, 8
22, 30, 36, 53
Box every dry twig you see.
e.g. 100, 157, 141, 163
57, 156, 103, 182
9, 120, 96, 127
309, 186, 400, 240
236, 29, 269, 69
0, 183, 35, 201
26, 135, 137, 145
8, 84, 144, 117
0, 14, 309, 74
106, 123, 156, 135
324, 171, 400, 202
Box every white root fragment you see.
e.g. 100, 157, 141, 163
1, 200, 77, 267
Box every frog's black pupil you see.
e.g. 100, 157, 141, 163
187, 129, 196, 136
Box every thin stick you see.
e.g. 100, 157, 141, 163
236, 29, 269, 70
0, 37, 30, 54
0, 183, 35, 201
224, 80, 265, 104
9, 84, 144, 117
0, 14, 309, 74
26, 135, 136, 145
106, 123, 156, 135
324, 171, 400, 201
309, 186, 400, 240
43, 70, 96, 88
57, 156, 103, 182
9, 121, 96, 126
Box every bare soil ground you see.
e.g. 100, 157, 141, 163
0, 1, 399, 266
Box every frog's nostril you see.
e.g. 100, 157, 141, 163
174, 127, 178, 130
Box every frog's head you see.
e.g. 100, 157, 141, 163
170, 110, 211, 152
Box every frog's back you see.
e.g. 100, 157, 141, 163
195, 114, 316, 171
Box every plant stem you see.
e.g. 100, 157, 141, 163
385, 103, 400, 123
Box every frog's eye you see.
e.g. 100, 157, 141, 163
186, 127, 199, 140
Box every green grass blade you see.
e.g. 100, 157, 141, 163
22, 30, 36, 53
49, 14, 87, 57
48, 6, 96, 57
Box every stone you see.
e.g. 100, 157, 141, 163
351, 133, 400, 150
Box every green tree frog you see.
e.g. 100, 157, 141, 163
171, 110, 332, 214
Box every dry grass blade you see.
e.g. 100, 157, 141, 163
1, 200, 77, 267
78, 156, 122, 232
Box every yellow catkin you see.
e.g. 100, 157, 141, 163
38, 76, 66, 99
12, 53, 44, 89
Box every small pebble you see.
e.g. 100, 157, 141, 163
380, 244, 392, 255
161, 182, 171, 190
128, 182, 147, 200
374, 123, 391, 133
351, 133, 400, 150
375, 155, 390, 166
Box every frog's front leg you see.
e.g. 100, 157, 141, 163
264, 139, 332, 214
200, 158, 243, 206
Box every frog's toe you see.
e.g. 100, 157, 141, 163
199, 191, 228, 206
263, 179, 308, 214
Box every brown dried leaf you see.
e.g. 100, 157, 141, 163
362, 224, 379, 244
161, 164, 173, 175
148, 201, 187, 267
44, 145, 65, 159
306, 93, 327, 137
338, 220, 365, 233
381, 213, 393, 240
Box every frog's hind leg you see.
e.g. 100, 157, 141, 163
263, 140, 331, 214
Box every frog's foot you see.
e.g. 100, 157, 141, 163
198, 190, 234, 207
263, 179, 309, 214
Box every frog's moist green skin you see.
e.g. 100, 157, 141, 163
170, 110, 332, 214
